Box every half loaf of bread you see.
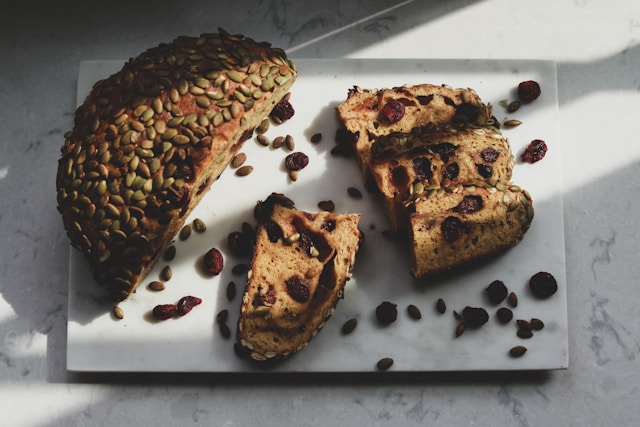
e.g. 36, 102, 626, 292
56, 30, 298, 300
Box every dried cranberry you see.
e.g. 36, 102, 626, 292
476, 164, 493, 178
453, 195, 483, 214
521, 139, 548, 163
430, 142, 456, 162
263, 221, 283, 243
227, 231, 252, 257
443, 163, 459, 180
321, 219, 336, 232
517, 80, 541, 102
152, 304, 177, 320
375, 301, 398, 325
496, 307, 513, 324
485, 280, 508, 304
441, 216, 464, 242
286, 276, 311, 303
298, 231, 314, 256
529, 271, 558, 299
453, 102, 480, 122
176, 296, 202, 316
480, 148, 500, 163
380, 100, 405, 123
285, 152, 309, 171
462, 306, 489, 328
412, 157, 432, 181
203, 247, 224, 275
270, 98, 295, 121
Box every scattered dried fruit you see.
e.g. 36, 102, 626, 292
521, 139, 548, 163
375, 301, 398, 325
517, 80, 541, 103
270, 98, 295, 121
284, 152, 309, 171
152, 304, 177, 321
380, 100, 405, 123
496, 307, 514, 324
286, 275, 311, 303
485, 280, 508, 305
462, 306, 489, 328
176, 295, 202, 316
203, 248, 224, 275
227, 230, 253, 257
529, 271, 558, 299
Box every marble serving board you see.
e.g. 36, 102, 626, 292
67, 59, 568, 372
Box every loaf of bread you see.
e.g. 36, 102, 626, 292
236, 193, 362, 361
337, 84, 491, 179
370, 126, 513, 232
56, 30, 298, 300
407, 181, 534, 278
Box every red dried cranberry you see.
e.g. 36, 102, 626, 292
298, 231, 314, 256
462, 306, 489, 327
285, 276, 311, 303
453, 102, 480, 122
529, 271, 558, 299
430, 142, 456, 162
412, 157, 432, 181
263, 221, 283, 243
270, 98, 295, 121
453, 195, 483, 214
227, 231, 252, 257
203, 247, 224, 275
485, 280, 508, 305
441, 216, 464, 242
375, 301, 398, 325
521, 139, 548, 163
152, 304, 177, 320
476, 163, 493, 178
176, 296, 202, 316
380, 100, 405, 123
443, 163, 459, 180
517, 80, 541, 102
480, 148, 500, 163
285, 152, 309, 171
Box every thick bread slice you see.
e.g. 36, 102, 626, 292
407, 182, 534, 278
370, 126, 513, 232
56, 30, 298, 300
337, 84, 490, 179
237, 193, 362, 361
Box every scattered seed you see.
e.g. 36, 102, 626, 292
436, 298, 447, 314
530, 318, 545, 330
219, 322, 231, 338
509, 345, 528, 358
503, 119, 522, 128
347, 187, 362, 199
193, 218, 206, 233
517, 329, 534, 339
455, 322, 465, 337
216, 309, 229, 323
256, 134, 270, 146
496, 307, 514, 324
376, 357, 394, 371
317, 200, 335, 212
231, 152, 247, 168
112, 305, 124, 320
310, 132, 322, 143
507, 291, 519, 307
163, 245, 177, 261
453, 310, 462, 321
227, 281, 237, 301
517, 319, 533, 332
235, 165, 254, 177
285, 134, 295, 151
232, 263, 248, 275
341, 318, 358, 335
407, 304, 422, 320
148, 281, 165, 291
272, 135, 285, 149
179, 224, 192, 241
160, 265, 172, 281
256, 118, 270, 134
507, 100, 521, 113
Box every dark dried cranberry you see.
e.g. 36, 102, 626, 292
270, 98, 295, 121
441, 216, 464, 242
476, 163, 493, 178
496, 307, 513, 324
285, 152, 309, 171
529, 271, 558, 299
462, 306, 489, 328
412, 157, 432, 181
152, 304, 177, 320
453, 102, 480, 122
263, 221, 283, 243
430, 142, 456, 162
480, 148, 500, 163
380, 100, 405, 123
517, 80, 541, 102
332, 128, 356, 158
391, 166, 409, 188
227, 231, 252, 257
286, 276, 311, 303
321, 219, 336, 232
417, 94, 434, 105
176, 296, 202, 316
203, 247, 224, 275
298, 231, 314, 256
443, 163, 459, 180
485, 280, 508, 304
453, 195, 483, 214
521, 139, 547, 163
375, 301, 398, 325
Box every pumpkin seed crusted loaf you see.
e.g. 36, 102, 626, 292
56, 30, 298, 301
370, 126, 514, 232
407, 182, 534, 278
237, 193, 362, 361
336, 84, 491, 179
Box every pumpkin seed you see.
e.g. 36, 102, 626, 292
112, 305, 124, 320
163, 245, 176, 261
148, 281, 165, 291
455, 322, 465, 337
235, 165, 253, 176
256, 134, 269, 146
407, 304, 422, 320
507, 100, 521, 113
507, 291, 518, 307
271, 136, 284, 149
179, 224, 192, 240
231, 152, 247, 168
310, 132, 322, 143
288, 170, 299, 181
509, 345, 527, 358
160, 265, 172, 281
376, 357, 394, 371
193, 218, 206, 233
285, 134, 295, 151
317, 200, 335, 212
226, 281, 236, 301
341, 318, 358, 335
503, 119, 522, 128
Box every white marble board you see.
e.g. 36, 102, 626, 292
67, 59, 567, 372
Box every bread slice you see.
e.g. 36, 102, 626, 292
56, 30, 298, 300
407, 181, 534, 278
236, 193, 362, 361
336, 84, 491, 179
370, 126, 513, 232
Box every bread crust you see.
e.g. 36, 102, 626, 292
56, 30, 298, 300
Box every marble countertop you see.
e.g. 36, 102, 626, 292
1, 0, 639, 425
